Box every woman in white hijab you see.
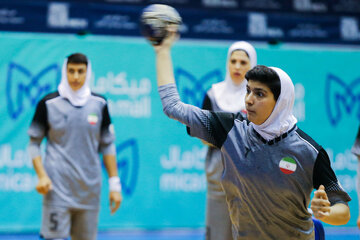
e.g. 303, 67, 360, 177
57, 54, 92, 106
200, 41, 256, 240
154, 30, 350, 239
29, 53, 122, 240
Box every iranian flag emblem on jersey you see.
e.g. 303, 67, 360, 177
87, 114, 98, 125
279, 157, 297, 174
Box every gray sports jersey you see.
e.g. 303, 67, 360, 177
201, 89, 238, 240
160, 84, 351, 240
201, 88, 247, 199
28, 91, 115, 209
202, 89, 225, 198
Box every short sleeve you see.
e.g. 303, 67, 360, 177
99, 102, 116, 155
187, 111, 243, 148
28, 98, 48, 140
186, 92, 213, 137
101, 103, 112, 132
313, 148, 351, 205
202, 93, 213, 111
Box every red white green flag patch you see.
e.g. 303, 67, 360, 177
279, 157, 297, 174
87, 114, 98, 125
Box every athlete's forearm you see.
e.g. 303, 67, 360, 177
104, 154, 122, 194
154, 28, 178, 87
156, 48, 175, 87
103, 154, 118, 178
321, 203, 350, 225
32, 156, 48, 179
29, 137, 48, 179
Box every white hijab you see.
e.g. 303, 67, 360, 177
58, 58, 92, 107
212, 41, 257, 112
252, 67, 298, 141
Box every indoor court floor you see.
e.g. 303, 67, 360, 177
0, 228, 359, 240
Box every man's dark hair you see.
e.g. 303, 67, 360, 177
67, 53, 88, 66
245, 65, 280, 101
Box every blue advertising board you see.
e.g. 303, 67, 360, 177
0, 32, 359, 232
1, 0, 360, 44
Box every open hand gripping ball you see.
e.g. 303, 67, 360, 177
140, 4, 182, 45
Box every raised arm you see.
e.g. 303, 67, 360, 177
151, 28, 238, 149
154, 26, 178, 87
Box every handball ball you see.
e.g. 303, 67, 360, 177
140, 4, 182, 45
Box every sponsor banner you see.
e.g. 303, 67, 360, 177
5, 0, 360, 16
246, 12, 360, 44
180, 9, 246, 40
41, 0, 360, 14
331, 0, 360, 14
0, 31, 359, 232
340, 16, 360, 41
240, 0, 289, 11
292, 0, 328, 13
247, 12, 337, 43
1, 1, 360, 44
0, 1, 47, 32
291, 0, 360, 15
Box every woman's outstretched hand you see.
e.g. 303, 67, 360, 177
153, 25, 179, 53
310, 185, 350, 225
310, 185, 330, 219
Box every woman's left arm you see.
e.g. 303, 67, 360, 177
310, 185, 350, 225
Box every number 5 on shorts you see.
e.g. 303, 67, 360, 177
50, 212, 58, 231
